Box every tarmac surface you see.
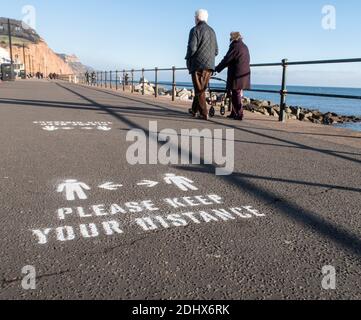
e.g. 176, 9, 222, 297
0, 79, 360, 300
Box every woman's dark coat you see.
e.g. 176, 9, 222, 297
215, 39, 251, 90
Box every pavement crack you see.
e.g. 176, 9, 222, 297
310, 187, 334, 196
103, 226, 191, 254
103, 235, 151, 254
1, 269, 73, 290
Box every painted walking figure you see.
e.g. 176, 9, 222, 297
164, 174, 198, 192
57, 179, 91, 201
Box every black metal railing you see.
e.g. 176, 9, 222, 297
84, 57, 361, 122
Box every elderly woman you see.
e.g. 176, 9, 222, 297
215, 32, 251, 120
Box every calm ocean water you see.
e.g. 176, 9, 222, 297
179, 82, 361, 132
105, 79, 361, 132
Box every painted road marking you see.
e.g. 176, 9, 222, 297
42, 126, 59, 132
137, 180, 159, 188
57, 180, 91, 201
164, 173, 198, 191
33, 121, 113, 132
57, 174, 199, 202
98, 182, 123, 191
34, 177, 266, 246
31, 193, 266, 245
97, 126, 112, 131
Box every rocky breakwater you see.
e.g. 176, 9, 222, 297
134, 79, 195, 100
130, 81, 360, 126
243, 98, 361, 125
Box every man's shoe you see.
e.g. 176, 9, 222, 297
234, 114, 244, 121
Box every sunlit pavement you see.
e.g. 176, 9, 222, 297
0, 80, 360, 299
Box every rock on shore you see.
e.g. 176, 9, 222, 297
132, 83, 360, 126
244, 98, 361, 125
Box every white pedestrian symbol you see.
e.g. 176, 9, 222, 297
164, 173, 198, 192
57, 179, 91, 201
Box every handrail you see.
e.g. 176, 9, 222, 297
84, 57, 361, 122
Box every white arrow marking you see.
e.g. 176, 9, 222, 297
98, 182, 123, 191
42, 126, 59, 132
137, 180, 159, 188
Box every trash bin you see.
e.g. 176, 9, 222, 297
0, 64, 15, 81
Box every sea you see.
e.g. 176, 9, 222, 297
177, 82, 361, 132
105, 79, 361, 132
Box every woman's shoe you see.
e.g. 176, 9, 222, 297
234, 114, 244, 121
227, 113, 236, 119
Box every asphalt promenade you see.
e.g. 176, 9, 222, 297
0, 79, 360, 299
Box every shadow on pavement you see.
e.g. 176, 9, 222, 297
55, 82, 361, 259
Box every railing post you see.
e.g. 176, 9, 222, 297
142, 68, 145, 95
101, 71, 103, 88
105, 71, 107, 88
123, 70, 126, 91
110, 71, 112, 89
279, 59, 288, 122
172, 66, 176, 101
131, 69, 134, 93
155, 67, 158, 98
115, 71, 118, 90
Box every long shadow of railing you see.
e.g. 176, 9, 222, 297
73, 84, 361, 166
55, 81, 361, 259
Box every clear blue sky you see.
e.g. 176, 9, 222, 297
1, 0, 361, 87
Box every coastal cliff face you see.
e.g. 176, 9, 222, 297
11, 40, 74, 75
0, 17, 90, 75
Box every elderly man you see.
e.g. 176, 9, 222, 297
186, 9, 218, 120
215, 32, 251, 120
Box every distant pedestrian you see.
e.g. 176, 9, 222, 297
85, 71, 90, 84
215, 32, 251, 120
91, 72, 96, 85
185, 9, 218, 120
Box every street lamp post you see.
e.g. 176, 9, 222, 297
7, 19, 14, 66
22, 44, 27, 77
